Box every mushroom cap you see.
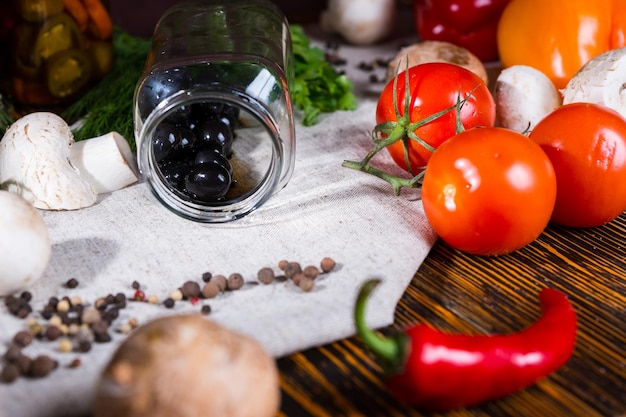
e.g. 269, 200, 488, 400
93, 314, 281, 417
0, 112, 97, 210
0, 190, 51, 296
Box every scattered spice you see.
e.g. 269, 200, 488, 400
299, 276, 316, 292
181, 281, 201, 299
284, 262, 302, 279
257, 267, 275, 285
202, 282, 220, 299
321, 257, 337, 273
227, 273, 245, 291
29, 355, 57, 378
65, 278, 79, 289
303, 265, 320, 279
12, 331, 33, 348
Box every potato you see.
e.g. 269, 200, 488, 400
386, 41, 489, 85
93, 314, 280, 417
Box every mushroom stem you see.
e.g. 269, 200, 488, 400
70, 132, 139, 194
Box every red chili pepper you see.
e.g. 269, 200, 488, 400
412, 0, 512, 62
355, 279, 577, 411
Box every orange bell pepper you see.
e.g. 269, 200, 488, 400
497, 0, 626, 89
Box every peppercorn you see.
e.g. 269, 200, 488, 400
1, 363, 21, 383
91, 320, 111, 342
278, 259, 289, 270
299, 276, 316, 292
181, 280, 201, 299
170, 289, 183, 302
58, 338, 73, 353
29, 355, 57, 378
163, 298, 175, 309
147, 294, 159, 304
68, 358, 82, 368
320, 257, 336, 273
3, 345, 22, 362
284, 262, 302, 279
202, 282, 220, 299
13, 330, 33, 348
212, 275, 227, 292
292, 272, 305, 286
131, 280, 141, 290
201, 304, 212, 315
56, 299, 70, 313
13, 353, 32, 374
45, 325, 63, 341
81, 307, 101, 325
303, 265, 320, 279
227, 273, 244, 291
65, 278, 79, 288
257, 267, 275, 284
201, 271, 213, 282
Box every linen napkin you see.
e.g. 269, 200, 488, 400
0, 33, 436, 417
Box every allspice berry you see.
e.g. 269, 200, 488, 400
227, 273, 244, 291
257, 267, 275, 285
29, 355, 57, 378
320, 257, 336, 273
202, 282, 220, 299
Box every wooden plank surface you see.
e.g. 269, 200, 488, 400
277, 213, 626, 416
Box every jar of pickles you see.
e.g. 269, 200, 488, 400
133, 0, 296, 223
5, 0, 114, 108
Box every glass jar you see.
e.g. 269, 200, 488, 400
4, 0, 114, 109
134, 0, 296, 223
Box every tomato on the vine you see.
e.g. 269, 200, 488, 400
375, 62, 495, 175
529, 102, 626, 228
421, 127, 556, 256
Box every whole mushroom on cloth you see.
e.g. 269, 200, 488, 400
320, 0, 397, 45
93, 313, 281, 417
0, 190, 51, 296
0, 112, 138, 210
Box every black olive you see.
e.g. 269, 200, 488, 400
184, 164, 232, 201
160, 159, 192, 191
194, 150, 233, 176
137, 68, 191, 120
152, 122, 181, 162
195, 119, 234, 155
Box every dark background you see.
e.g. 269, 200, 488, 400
109, 0, 330, 38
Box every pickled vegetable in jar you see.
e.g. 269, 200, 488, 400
6, 0, 114, 108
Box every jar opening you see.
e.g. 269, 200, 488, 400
137, 88, 286, 223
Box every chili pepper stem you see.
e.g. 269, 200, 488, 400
354, 279, 409, 373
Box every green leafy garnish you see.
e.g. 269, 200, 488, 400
62, 27, 151, 149
289, 24, 357, 126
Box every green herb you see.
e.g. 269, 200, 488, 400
0, 95, 15, 135
289, 24, 357, 126
62, 27, 151, 150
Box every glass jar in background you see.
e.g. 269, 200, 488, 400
5, 0, 114, 109
134, 0, 296, 223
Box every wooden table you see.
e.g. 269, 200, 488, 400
277, 213, 626, 417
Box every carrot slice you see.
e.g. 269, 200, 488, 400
63, 0, 89, 31
81, 0, 112, 40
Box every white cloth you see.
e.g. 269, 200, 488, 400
0, 36, 435, 417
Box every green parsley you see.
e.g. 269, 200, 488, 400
289, 25, 357, 126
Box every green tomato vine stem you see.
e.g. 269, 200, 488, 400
342, 61, 473, 196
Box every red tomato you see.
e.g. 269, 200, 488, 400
529, 102, 626, 228
376, 62, 495, 175
421, 127, 556, 256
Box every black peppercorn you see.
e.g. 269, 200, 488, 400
65, 278, 79, 288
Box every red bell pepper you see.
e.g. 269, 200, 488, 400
413, 0, 511, 62
355, 279, 577, 411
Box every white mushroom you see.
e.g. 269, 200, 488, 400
0, 112, 139, 210
320, 0, 396, 45
561, 46, 626, 118
0, 190, 51, 296
69, 131, 138, 194
0, 112, 97, 210
494, 65, 562, 134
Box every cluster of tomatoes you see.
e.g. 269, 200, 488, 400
349, 62, 626, 256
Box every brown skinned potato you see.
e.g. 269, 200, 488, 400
93, 314, 280, 417
386, 41, 489, 86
